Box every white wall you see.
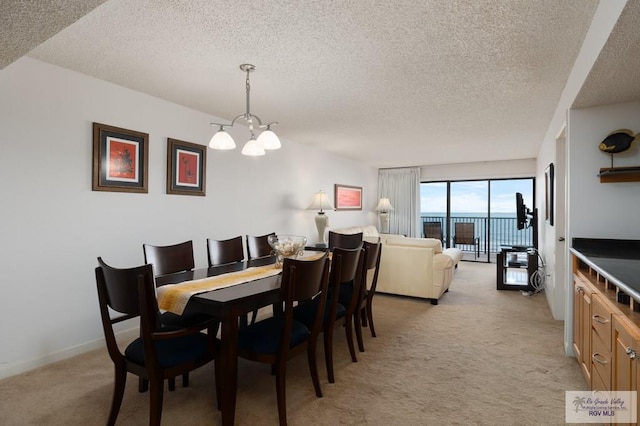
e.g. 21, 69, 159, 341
568, 102, 640, 240
420, 159, 536, 181
0, 58, 377, 378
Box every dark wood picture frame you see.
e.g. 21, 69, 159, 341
334, 184, 363, 210
92, 122, 149, 193
545, 163, 554, 226
166, 138, 206, 196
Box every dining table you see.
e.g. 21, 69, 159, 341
155, 256, 283, 426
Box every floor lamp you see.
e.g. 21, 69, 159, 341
375, 198, 394, 234
307, 190, 334, 245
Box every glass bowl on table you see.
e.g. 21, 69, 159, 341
267, 235, 307, 268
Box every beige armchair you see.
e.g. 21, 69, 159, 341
376, 236, 462, 305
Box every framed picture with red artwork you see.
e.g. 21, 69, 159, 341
166, 138, 206, 196
92, 122, 149, 193
334, 184, 362, 210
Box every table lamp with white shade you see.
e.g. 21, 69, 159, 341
375, 198, 394, 233
307, 190, 334, 245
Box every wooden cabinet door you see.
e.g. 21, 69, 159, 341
573, 275, 593, 383
573, 276, 583, 359
612, 315, 640, 425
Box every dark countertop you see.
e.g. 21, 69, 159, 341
571, 238, 640, 301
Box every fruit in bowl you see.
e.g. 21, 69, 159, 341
267, 235, 307, 268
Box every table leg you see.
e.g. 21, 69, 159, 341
220, 308, 239, 426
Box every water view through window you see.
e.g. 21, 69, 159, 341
420, 178, 535, 262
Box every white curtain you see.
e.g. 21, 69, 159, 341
378, 167, 421, 237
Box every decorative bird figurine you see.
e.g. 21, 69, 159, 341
599, 129, 637, 168
599, 129, 636, 153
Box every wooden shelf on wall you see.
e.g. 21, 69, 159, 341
598, 166, 640, 183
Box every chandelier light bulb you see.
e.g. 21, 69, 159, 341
257, 128, 281, 150
209, 128, 236, 150
241, 135, 266, 156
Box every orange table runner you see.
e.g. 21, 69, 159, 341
157, 265, 281, 315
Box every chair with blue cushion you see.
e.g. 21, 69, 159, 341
293, 245, 363, 384
143, 241, 219, 388
95, 258, 217, 426
354, 240, 382, 352
245, 232, 276, 324
237, 252, 330, 426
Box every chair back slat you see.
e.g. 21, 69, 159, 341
246, 233, 275, 259
454, 223, 475, 245
97, 257, 151, 315
207, 236, 244, 266
328, 231, 363, 250
143, 240, 195, 276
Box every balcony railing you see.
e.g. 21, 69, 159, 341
421, 215, 534, 254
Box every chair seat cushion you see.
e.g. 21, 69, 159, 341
237, 315, 310, 355
125, 331, 210, 368
293, 297, 346, 327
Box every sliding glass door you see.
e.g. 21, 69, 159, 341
421, 178, 535, 263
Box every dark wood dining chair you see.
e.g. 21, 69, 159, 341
142, 240, 195, 276
237, 253, 330, 426
328, 231, 363, 250
293, 245, 363, 384
246, 232, 276, 259
207, 236, 245, 267
355, 240, 382, 352
245, 233, 276, 324
142, 240, 219, 385
453, 222, 480, 259
95, 258, 217, 426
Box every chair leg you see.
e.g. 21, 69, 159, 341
354, 309, 365, 353
107, 364, 127, 426
182, 373, 189, 387
138, 377, 148, 393
168, 377, 175, 391
324, 327, 335, 384
307, 337, 323, 398
361, 308, 368, 328
250, 309, 258, 325
344, 315, 358, 363
275, 362, 288, 426
366, 301, 377, 338
214, 358, 222, 411
149, 379, 164, 426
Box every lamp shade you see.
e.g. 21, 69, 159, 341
209, 128, 236, 150
241, 136, 266, 156
257, 129, 281, 150
307, 190, 334, 212
375, 198, 394, 212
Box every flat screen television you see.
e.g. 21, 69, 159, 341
516, 192, 528, 230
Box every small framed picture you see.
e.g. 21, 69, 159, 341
334, 184, 362, 210
545, 163, 554, 226
92, 123, 149, 193
166, 138, 206, 196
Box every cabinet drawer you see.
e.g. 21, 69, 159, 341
591, 363, 609, 392
591, 294, 612, 350
591, 331, 611, 390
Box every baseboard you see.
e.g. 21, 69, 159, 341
0, 327, 139, 380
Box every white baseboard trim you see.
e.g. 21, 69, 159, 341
0, 327, 139, 380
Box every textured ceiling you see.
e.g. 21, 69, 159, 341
4, 1, 608, 167
573, 0, 640, 109
0, 0, 107, 69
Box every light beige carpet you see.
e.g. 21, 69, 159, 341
0, 262, 587, 425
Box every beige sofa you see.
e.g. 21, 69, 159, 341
329, 226, 462, 305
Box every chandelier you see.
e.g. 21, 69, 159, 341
209, 64, 281, 156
